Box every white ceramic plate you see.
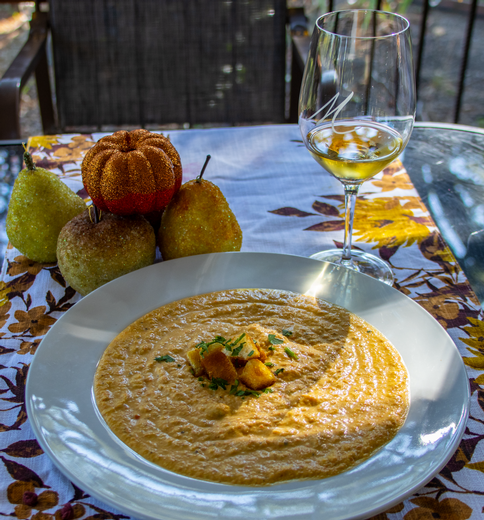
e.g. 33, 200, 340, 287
26, 252, 470, 520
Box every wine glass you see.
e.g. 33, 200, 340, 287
299, 9, 416, 285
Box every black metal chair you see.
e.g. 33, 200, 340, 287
0, 0, 306, 139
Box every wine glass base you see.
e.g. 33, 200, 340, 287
309, 249, 394, 286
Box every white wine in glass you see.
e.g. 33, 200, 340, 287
299, 10, 416, 285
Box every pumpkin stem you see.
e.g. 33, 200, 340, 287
196, 155, 211, 182
22, 144, 36, 171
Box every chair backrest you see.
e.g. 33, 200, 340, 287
49, 0, 287, 132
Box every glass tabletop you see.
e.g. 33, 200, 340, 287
402, 122, 484, 306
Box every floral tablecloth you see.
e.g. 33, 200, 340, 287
0, 125, 483, 520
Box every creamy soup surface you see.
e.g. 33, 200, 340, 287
94, 289, 409, 486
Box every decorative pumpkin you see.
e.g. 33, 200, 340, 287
81, 129, 182, 215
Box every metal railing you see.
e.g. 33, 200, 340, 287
415, 0, 479, 123
302, 0, 482, 125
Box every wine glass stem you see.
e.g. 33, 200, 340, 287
342, 184, 360, 262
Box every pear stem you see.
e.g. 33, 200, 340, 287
196, 155, 211, 182
88, 204, 101, 224
23, 149, 36, 171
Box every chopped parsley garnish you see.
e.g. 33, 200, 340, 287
208, 377, 228, 391
225, 333, 247, 353
262, 388, 274, 394
248, 350, 255, 357
196, 341, 211, 357
282, 329, 293, 337
268, 334, 284, 345
366, 330, 373, 334
244, 390, 261, 398
264, 362, 275, 367
155, 355, 175, 363
284, 347, 298, 360
228, 379, 266, 398
274, 368, 285, 376
197, 334, 247, 356
196, 336, 227, 357
231, 345, 244, 357
230, 381, 250, 397
268, 346, 275, 351
230, 333, 246, 347
229, 380, 240, 395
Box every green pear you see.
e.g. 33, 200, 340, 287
158, 156, 242, 260
6, 151, 86, 263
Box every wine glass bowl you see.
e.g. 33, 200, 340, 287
299, 9, 416, 285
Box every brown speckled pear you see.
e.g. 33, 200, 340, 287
57, 209, 156, 296
6, 151, 86, 263
158, 158, 242, 260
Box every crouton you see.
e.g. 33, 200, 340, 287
201, 349, 237, 384
239, 359, 276, 390
199, 341, 224, 358
224, 334, 260, 361
187, 348, 204, 376
258, 347, 267, 362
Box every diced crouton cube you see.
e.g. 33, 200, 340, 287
240, 359, 276, 390
201, 350, 237, 383
187, 348, 204, 376
225, 334, 260, 361
198, 341, 224, 359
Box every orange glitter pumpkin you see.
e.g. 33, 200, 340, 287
81, 129, 182, 215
